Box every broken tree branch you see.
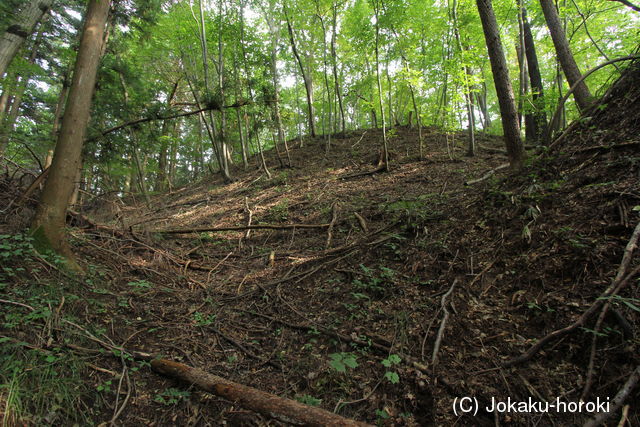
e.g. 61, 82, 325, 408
150, 358, 373, 426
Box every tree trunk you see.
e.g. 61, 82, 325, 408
539, 0, 592, 111
31, 0, 110, 268
476, 0, 525, 169
317, 11, 332, 154
0, 18, 46, 154
331, 1, 345, 134
522, 6, 548, 143
284, 8, 316, 137
451, 0, 475, 156
0, 0, 52, 78
373, 0, 389, 171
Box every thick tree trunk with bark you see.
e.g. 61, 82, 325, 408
31, 0, 111, 268
476, 0, 525, 169
539, 0, 592, 111
0, 0, 52, 78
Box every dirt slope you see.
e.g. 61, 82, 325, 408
1, 61, 639, 426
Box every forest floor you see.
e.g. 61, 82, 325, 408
1, 64, 640, 426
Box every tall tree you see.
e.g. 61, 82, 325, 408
284, 2, 317, 138
31, 0, 111, 267
521, 5, 547, 143
539, 0, 592, 111
0, 0, 52, 78
475, 0, 525, 169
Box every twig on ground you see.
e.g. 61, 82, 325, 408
244, 197, 253, 240
354, 212, 368, 232
464, 163, 510, 185
432, 279, 458, 367
326, 203, 338, 249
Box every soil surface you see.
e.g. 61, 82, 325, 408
1, 63, 639, 426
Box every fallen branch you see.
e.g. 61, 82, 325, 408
150, 358, 372, 426
464, 163, 509, 185
432, 279, 457, 366
326, 203, 338, 248
354, 212, 368, 233
583, 365, 640, 427
152, 223, 331, 234
244, 197, 253, 240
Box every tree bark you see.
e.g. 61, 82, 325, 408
539, 0, 592, 111
31, 0, 111, 268
0, 0, 52, 78
151, 358, 372, 426
476, 0, 525, 169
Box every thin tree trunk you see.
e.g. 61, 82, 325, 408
373, 0, 389, 171
451, 0, 476, 156
521, 5, 548, 143
31, 0, 111, 267
284, 6, 316, 137
331, 1, 345, 134
476, 0, 525, 169
539, 0, 592, 111
316, 8, 332, 154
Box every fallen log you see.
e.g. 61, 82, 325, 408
151, 358, 373, 426
152, 223, 331, 234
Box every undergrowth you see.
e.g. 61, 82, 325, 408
0, 233, 98, 425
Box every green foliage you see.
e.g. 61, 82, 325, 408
352, 264, 397, 298
193, 311, 216, 326
154, 388, 191, 405
296, 394, 323, 406
328, 352, 359, 373
381, 354, 402, 384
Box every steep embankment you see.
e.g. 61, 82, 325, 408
1, 62, 639, 426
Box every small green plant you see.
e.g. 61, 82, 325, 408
268, 199, 290, 221
193, 311, 216, 326
127, 279, 152, 293
328, 352, 358, 373
296, 394, 322, 406
154, 388, 191, 405
382, 354, 401, 384
96, 380, 112, 393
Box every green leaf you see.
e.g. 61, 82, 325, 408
384, 371, 400, 384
